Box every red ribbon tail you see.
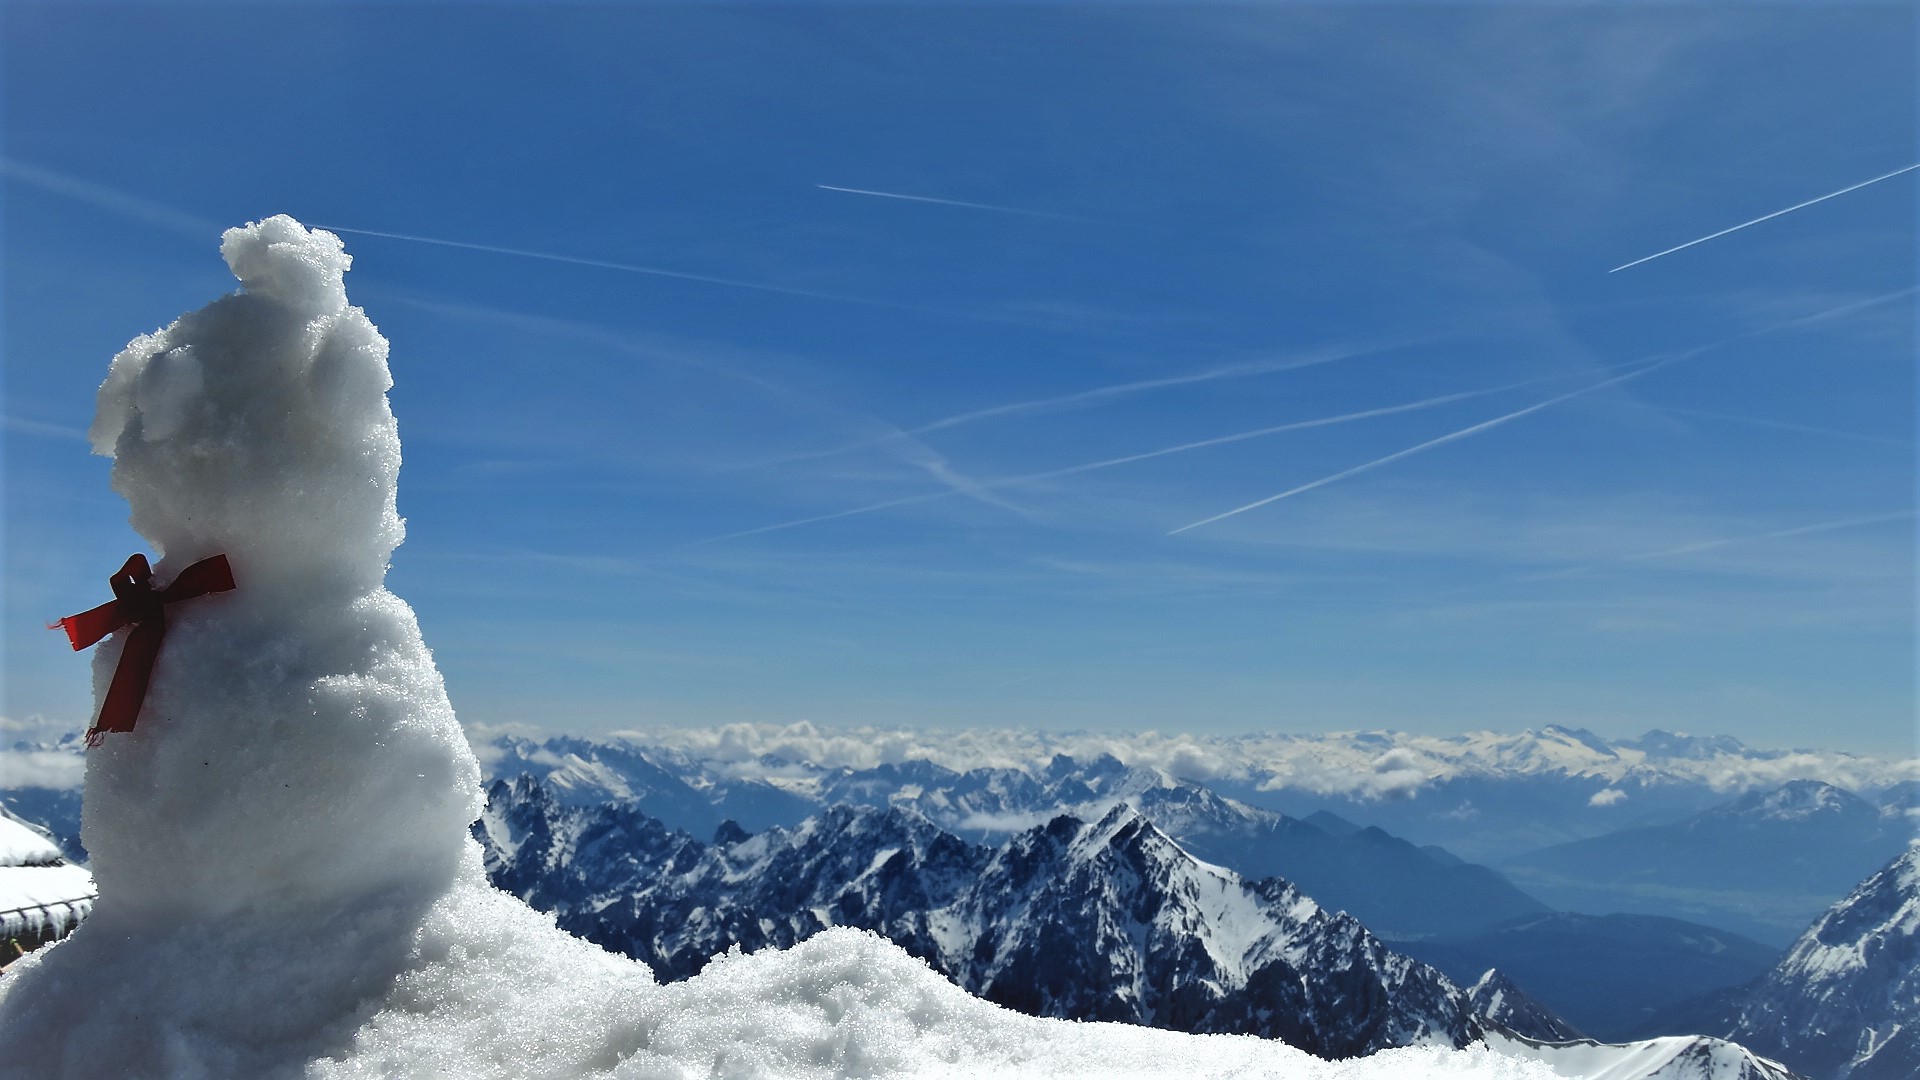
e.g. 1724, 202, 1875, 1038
161, 554, 236, 602
97, 617, 165, 735
58, 600, 128, 651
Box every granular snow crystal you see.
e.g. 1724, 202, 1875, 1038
0, 217, 1558, 1080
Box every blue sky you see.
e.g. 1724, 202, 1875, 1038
3, 4, 1914, 754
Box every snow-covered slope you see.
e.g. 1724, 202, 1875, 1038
1486, 1031, 1800, 1080
1726, 845, 1920, 1079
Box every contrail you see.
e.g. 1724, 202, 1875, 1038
1662, 406, 1912, 449
1009, 372, 1582, 484
0, 158, 220, 238
1513, 508, 1917, 586
816, 184, 1088, 221
1, 415, 89, 442
1610, 163, 1920, 272
382, 294, 1018, 518
313, 224, 935, 314
691, 370, 1564, 544
1167, 358, 1683, 536
690, 490, 956, 545
915, 339, 1421, 437
747, 336, 1426, 470
1631, 509, 1914, 560
1167, 290, 1918, 536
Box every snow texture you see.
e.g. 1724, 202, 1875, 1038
0, 217, 1562, 1080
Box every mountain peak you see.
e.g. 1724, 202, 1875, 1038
1467, 968, 1585, 1043
1729, 844, 1920, 1078
1715, 779, 1872, 824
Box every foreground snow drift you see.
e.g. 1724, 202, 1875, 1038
0, 217, 1559, 1080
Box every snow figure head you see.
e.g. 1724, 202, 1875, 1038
92, 215, 401, 596
79, 215, 480, 920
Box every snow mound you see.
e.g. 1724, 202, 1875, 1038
0, 218, 1558, 1080
0, 812, 62, 869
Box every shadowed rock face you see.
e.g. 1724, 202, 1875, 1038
478, 779, 1508, 1058
1727, 846, 1920, 1080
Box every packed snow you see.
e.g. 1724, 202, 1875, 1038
0, 217, 1566, 1079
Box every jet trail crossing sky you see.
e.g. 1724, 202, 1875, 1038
816, 184, 1087, 220
1610, 163, 1920, 272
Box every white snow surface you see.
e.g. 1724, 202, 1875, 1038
0, 218, 1562, 1080
0, 812, 61, 868
1483, 1033, 1798, 1080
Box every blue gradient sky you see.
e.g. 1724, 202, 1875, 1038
3, 4, 1914, 754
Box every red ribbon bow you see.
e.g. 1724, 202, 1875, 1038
56, 553, 235, 746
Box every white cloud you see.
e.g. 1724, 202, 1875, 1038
1589, 788, 1628, 807
0, 748, 86, 791
586, 721, 1918, 804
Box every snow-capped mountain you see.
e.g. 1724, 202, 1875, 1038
475, 736, 1549, 939
476, 775, 1504, 1057
1723, 845, 1920, 1079
477, 774, 1805, 1078
1467, 969, 1585, 1042
466, 723, 1918, 869
1499, 781, 1915, 944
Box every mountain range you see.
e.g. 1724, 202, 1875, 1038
1498, 780, 1917, 944
477, 774, 1496, 1057
476, 772, 1802, 1078
595, 722, 1916, 861
1393, 912, 1780, 1040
